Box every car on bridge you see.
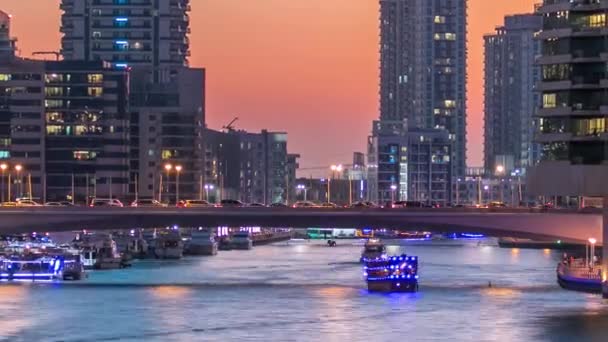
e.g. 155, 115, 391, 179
131, 199, 167, 208
178, 200, 214, 208
220, 199, 244, 208
89, 198, 124, 207
16, 199, 43, 207
293, 201, 318, 208
44, 201, 74, 207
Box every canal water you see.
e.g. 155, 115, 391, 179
1, 239, 607, 341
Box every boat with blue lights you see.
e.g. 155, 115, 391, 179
0, 252, 85, 281
363, 254, 419, 292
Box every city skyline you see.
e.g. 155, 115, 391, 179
3, 0, 537, 170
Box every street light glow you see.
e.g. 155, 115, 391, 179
589, 238, 597, 245
496, 165, 505, 174
14, 164, 22, 172
164, 164, 172, 171
0, 163, 6, 171
175, 165, 183, 172
390, 184, 397, 191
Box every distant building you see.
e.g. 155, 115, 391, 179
204, 128, 296, 204
379, 0, 467, 177
368, 120, 452, 206
59, 0, 204, 202
484, 14, 542, 175
529, 1, 608, 198
0, 55, 130, 201
294, 177, 366, 205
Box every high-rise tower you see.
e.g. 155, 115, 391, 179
379, 0, 467, 177
484, 14, 542, 175
60, 0, 190, 82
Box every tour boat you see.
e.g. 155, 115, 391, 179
363, 254, 419, 292
556, 260, 601, 294
76, 234, 128, 269
184, 228, 218, 256
0, 254, 85, 281
231, 231, 253, 250
360, 238, 386, 262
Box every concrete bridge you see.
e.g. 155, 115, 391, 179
0, 207, 604, 245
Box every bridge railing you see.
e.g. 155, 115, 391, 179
559, 261, 602, 280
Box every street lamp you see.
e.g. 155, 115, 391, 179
204, 184, 214, 202
14, 164, 23, 199
175, 165, 183, 205
589, 237, 597, 266
296, 184, 307, 201
0, 163, 6, 203
495, 165, 505, 203
483, 184, 490, 205
328, 164, 343, 203
164, 164, 172, 203
390, 184, 397, 202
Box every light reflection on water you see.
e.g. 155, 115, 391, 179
0, 239, 607, 341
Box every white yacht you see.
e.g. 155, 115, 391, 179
185, 228, 218, 256
154, 229, 184, 259
231, 231, 253, 250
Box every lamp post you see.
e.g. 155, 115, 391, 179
204, 184, 214, 202
297, 184, 307, 201
495, 165, 505, 203
483, 185, 490, 205
0, 163, 6, 203
164, 164, 172, 203
328, 164, 343, 203
15, 164, 22, 200
515, 169, 522, 206
456, 178, 461, 206
390, 184, 397, 202
589, 238, 597, 267
175, 165, 182, 205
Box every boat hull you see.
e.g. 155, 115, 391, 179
367, 280, 418, 293
185, 243, 218, 256
155, 248, 183, 259
231, 240, 253, 250
557, 273, 601, 294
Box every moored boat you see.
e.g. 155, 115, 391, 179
184, 228, 218, 256
231, 231, 253, 250
556, 260, 601, 294
154, 229, 184, 259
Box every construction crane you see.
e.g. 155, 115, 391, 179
222, 117, 239, 132
32, 51, 60, 61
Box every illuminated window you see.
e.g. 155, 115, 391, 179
45, 74, 63, 83
46, 112, 64, 123
434, 16, 446, 24
45, 87, 63, 96
46, 125, 65, 135
161, 150, 173, 159
73, 151, 97, 161
45, 100, 63, 108
444, 100, 456, 108
573, 118, 606, 136
88, 74, 103, 84
88, 87, 103, 97
0, 74, 11, 82
0, 151, 9, 159
587, 14, 606, 28
543, 94, 557, 108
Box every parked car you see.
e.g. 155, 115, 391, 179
89, 198, 124, 207
270, 202, 288, 208
220, 199, 244, 207
131, 199, 166, 207
178, 199, 213, 208
293, 201, 318, 208
320, 202, 338, 209
248, 202, 267, 207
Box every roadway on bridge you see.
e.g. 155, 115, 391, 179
0, 207, 603, 244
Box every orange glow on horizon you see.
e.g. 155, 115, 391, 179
4, 0, 538, 170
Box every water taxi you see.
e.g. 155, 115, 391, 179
557, 259, 601, 294
360, 238, 386, 262
363, 254, 419, 292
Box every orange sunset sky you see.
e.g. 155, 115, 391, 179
3, 0, 538, 171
